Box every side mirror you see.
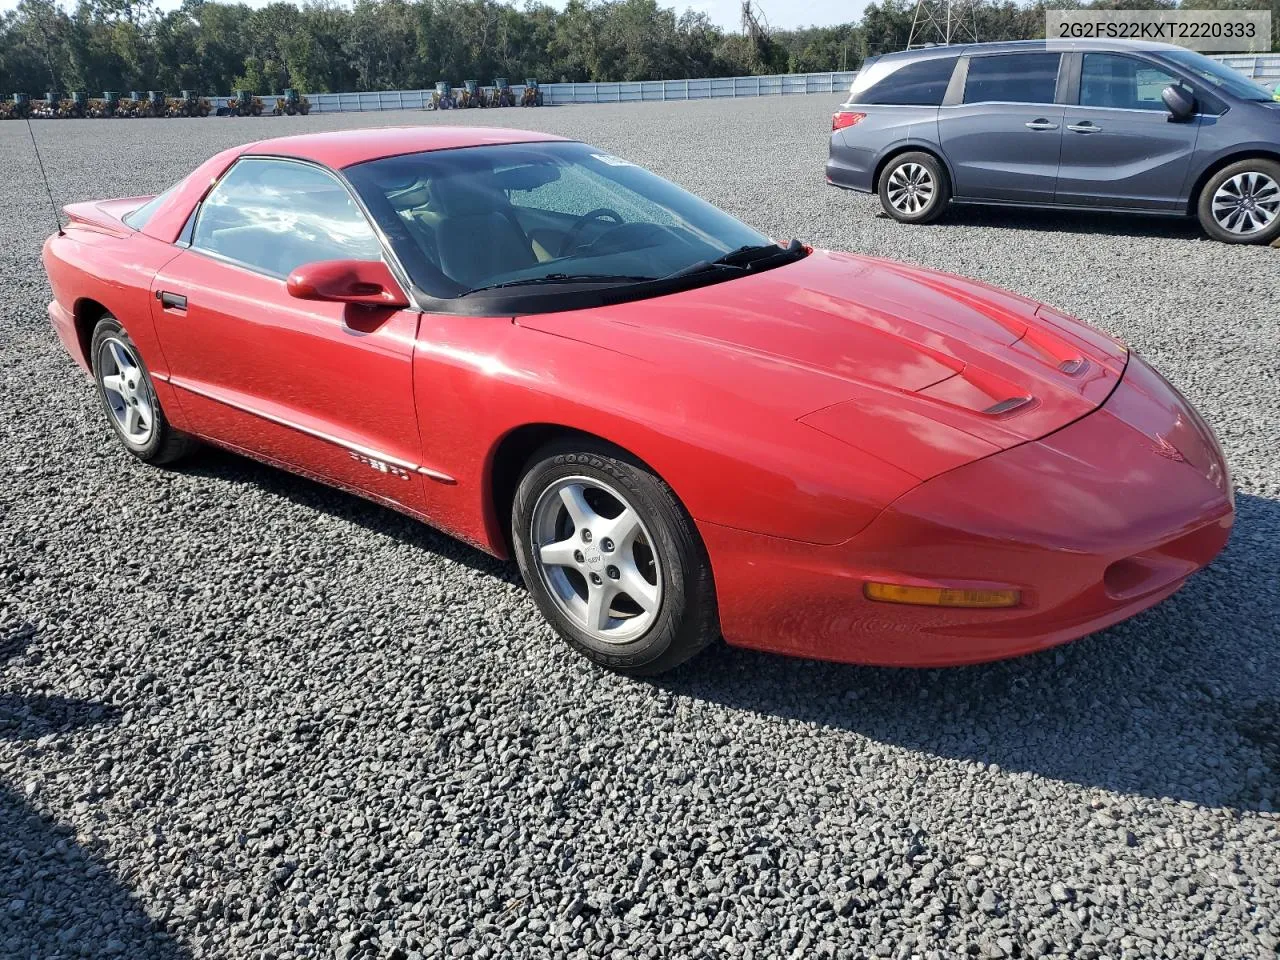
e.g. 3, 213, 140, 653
286, 259, 410, 308
1161, 85, 1196, 122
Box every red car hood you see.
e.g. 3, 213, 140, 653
518, 249, 1128, 481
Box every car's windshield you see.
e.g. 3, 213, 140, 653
344, 140, 778, 299
1162, 49, 1274, 102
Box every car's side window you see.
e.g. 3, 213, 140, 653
859, 56, 959, 107
191, 157, 384, 278
963, 53, 1061, 105
1080, 54, 1184, 111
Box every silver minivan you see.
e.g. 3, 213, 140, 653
827, 39, 1280, 244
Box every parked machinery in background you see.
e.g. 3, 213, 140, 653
522, 79, 543, 106
227, 90, 265, 116
459, 80, 483, 108
88, 90, 119, 117
427, 81, 456, 110
492, 78, 515, 107
0, 93, 32, 119
139, 91, 167, 117
30, 92, 60, 118
167, 90, 211, 117
274, 89, 311, 115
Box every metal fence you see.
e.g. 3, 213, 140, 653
291, 73, 859, 113
1211, 52, 1280, 82
199, 55, 1276, 115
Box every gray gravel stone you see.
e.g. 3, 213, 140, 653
1, 96, 1278, 959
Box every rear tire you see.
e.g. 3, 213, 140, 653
90, 315, 196, 465
1197, 158, 1280, 245
511, 440, 718, 676
878, 151, 950, 225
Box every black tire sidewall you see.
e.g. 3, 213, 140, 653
878, 152, 950, 224
89, 315, 167, 461
1198, 159, 1280, 245
512, 443, 715, 674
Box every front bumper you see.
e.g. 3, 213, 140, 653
702, 355, 1234, 666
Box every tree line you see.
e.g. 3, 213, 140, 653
0, 0, 1274, 99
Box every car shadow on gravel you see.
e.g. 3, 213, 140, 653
922, 205, 1209, 242
179, 446, 1277, 810
183, 447, 522, 584
0, 621, 190, 959
658, 492, 1280, 813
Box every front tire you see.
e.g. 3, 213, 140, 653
512, 440, 718, 676
878, 151, 950, 224
1197, 158, 1280, 245
90, 315, 196, 465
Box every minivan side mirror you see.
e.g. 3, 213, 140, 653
1161, 85, 1196, 122
286, 259, 410, 308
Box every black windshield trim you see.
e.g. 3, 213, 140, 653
415, 247, 809, 317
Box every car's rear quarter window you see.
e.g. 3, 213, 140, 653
852, 56, 959, 106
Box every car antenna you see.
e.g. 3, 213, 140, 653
25, 114, 63, 236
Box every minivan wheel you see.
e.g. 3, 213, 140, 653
1197, 159, 1280, 245
878, 152, 950, 225
511, 440, 718, 676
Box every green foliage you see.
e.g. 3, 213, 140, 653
0, 0, 1269, 97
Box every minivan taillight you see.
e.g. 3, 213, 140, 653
832, 111, 866, 131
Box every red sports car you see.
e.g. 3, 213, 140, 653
42, 126, 1234, 675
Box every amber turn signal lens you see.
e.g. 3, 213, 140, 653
863, 582, 1020, 608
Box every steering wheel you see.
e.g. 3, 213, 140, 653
559, 208, 625, 256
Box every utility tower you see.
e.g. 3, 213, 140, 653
907, 0, 978, 48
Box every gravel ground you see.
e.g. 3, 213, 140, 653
1, 97, 1278, 960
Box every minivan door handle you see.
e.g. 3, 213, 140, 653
1067, 121, 1101, 133
157, 290, 188, 311
1024, 119, 1059, 131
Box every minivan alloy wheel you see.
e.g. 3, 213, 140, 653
1211, 171, 1280, 236
886, 163, 935, 215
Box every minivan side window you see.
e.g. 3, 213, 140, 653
857, 56, 959, 107
964, 53, 1061, 104
1080, 54, 1183, 111
191, 157, 384, 277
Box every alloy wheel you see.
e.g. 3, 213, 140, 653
1211, 171, 1280, 236
887, 162, 935, 216
97, 337, 154, 445
530, 476, 663, 644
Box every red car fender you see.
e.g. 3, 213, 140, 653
409, 313, 922, 556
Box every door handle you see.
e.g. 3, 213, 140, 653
157, 290, 187, 310
1024, 119, 1059, 131
1067, 122, 1100, 133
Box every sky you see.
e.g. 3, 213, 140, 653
0, 0, 868, 31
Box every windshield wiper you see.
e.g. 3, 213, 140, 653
463, 273, 656, 295
662, 238, 805, 281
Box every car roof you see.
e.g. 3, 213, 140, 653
241, 126, 570, 169
872, 37, 1185, 62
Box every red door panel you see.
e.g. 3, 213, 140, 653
150, 251, 428, 513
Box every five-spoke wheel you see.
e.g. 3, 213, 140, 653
512, 441, 718, 675
90, 314, 196, 464
97, 336, 154, 446
531, 476, 662, 644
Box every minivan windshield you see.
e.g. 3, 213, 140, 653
345, 140, 791, 301
1162, 48, 1274, 102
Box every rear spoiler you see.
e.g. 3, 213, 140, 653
61, 197, 151, 238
